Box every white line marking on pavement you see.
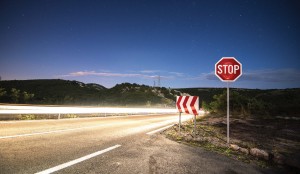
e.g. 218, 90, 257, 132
35, 144, 121, 174
146, 124, 174, 135
0, 124, 109, 139
0, 116, 181, 139
0, 114, 176, 124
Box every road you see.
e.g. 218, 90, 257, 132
0, 114, 271, 174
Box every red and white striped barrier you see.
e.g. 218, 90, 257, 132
176, 96, 199, 115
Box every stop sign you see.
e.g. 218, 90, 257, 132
215, 57, 242, 82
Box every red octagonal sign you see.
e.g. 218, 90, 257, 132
215, 57, 242, 82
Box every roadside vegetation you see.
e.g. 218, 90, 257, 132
1, 80, 299, 118
0, 79, 180, 107
179, 87, 300, 118
1, 79, 300, 172
164, 88, 300, 173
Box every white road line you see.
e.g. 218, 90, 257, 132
0, 116, 179, 139
35, 144, 121, 174
0, 114, 177, 124
0, 124, 107, 139
146, 124, 174, 135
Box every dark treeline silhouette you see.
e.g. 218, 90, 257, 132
0, 79, 179, 107
1, 79, 299, 116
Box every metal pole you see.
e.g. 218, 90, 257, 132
194, 115, 197, 136
227, 82, 230, 144
58, 113, 61, 119
179, 112, 181, 134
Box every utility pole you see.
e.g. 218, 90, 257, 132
158, 75, 161, 87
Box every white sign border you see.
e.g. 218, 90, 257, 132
215, 57, 243, 82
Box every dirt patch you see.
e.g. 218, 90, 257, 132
163, 115, 300, 173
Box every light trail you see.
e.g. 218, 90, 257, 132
0, 104, 205, 116
0, 105, 179, 114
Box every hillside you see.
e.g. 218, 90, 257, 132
0, 79, 106, 105
0, 79, 181, 107
102, 83, 181, 106
1, 80, 299, 116
179, 87, 300, 117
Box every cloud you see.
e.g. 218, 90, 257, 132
65, 71, 96, 76
168, 72, 185, 77
136, 70, 187, 79
139, 70, 185, 77
139, 70, 160, 74
197, 69, 300, 83
241, 69, 300, 82
59, 70, 173, 79
189, 72, 217, 80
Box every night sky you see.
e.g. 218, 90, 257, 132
1, 0, 300, 89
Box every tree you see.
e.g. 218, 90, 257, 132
209, 90, 250, 116
209, 91, 227, 114
202, 101, 211, 112
0, 88, 8, 102
10, 88, 20, 103
20, 91, 34, 103
0, 88, 7, 97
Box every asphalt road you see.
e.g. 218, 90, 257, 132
0, 114, 272, 174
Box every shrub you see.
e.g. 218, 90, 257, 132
18, 114, 36, 120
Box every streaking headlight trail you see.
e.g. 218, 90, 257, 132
0, 105, 179, 114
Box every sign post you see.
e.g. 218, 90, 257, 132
176, 96, 199, 135
194, 114, 196, 136
179, 112, 181, 134
227, 82, 229, 143
215, 57, 242, 144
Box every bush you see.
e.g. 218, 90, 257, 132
208, 90, 256, 117
64, 114, 77, 118
18, 114, 36, 120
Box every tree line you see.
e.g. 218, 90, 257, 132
0, 88, 34, 103
201, 89, 300, 117
1, 80, 299, 117
0, 80, 179, 107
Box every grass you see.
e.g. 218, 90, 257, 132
18, 114, 36, 120
63, 114, 78, 118
164, 122, 272, 169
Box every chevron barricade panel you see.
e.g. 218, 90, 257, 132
176, 96, 199, 115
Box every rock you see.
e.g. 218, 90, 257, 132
195, 136, 210, 142
173, 125, 178, 131
219, 142, 229, 149
239, 148, 249, 155
204, 137, 213, 142
250, 148, 269, 160
273, 154, 285, 165
230, 144, 240, 151
212, 142, 228, 148
194, 137, 204, 142
185, 134, 193, 142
